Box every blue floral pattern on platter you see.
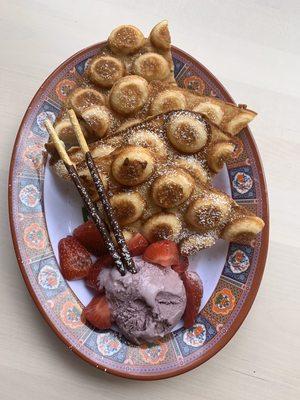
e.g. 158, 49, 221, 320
229, 166, 256, 200
85, 330, 128, 363
174, 316, 217, 356
222, 244, 254, 284
31, 102, 60, 138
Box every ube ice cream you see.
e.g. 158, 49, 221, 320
99, 258, 186, 344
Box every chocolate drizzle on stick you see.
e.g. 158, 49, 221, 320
68, 109, 137, 274
85, 153, 136, 273
45, 119, 126, 276
65, 164, 126, 275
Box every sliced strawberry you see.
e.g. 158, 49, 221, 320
85, 266, 101, 290
98, 254, 114, 267
172, 256, 189, 275
142, 240, 180, 267
128, 233, 148, 256
85, 256, 114, 290
85, 260, 103, 291
58, 236, 92, 280
182, 271, 203, 328
73, 220, 106, 256
82, 294, 112, 329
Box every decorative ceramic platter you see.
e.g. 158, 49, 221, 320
9, 43, 269, 380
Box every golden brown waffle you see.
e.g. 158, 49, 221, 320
48, 110, 235, 180
148, 81, 256, 135
45, 22, 263, 255
46, 21, 256, 162
49, 111, 264, 255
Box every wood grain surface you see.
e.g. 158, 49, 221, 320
1, 0, 299, 399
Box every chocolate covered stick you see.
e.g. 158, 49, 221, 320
44, 119, 126, 276
67, 109, 137, 274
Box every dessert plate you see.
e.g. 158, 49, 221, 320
9, 43, 269, 380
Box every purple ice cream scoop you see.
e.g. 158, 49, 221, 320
98, 258, 187, 344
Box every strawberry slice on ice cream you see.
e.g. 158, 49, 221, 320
85, 260, 105, 291
82, 294, 112, 329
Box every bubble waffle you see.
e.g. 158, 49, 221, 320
53, 110, 264, 255
46, 21, 256, 160
148, 81, 257, 135
44, 22, 263, 255
48, 110, 234, 182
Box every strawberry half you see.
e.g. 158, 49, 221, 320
142, 240, 180, 267
128, 233, 148, 256
82, 294, 112, 329
73, 220, 106, 256
182, 271, 203, 328
172, 256, 189, 275
58, 236, 92, 280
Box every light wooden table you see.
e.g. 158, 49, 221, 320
1, 1, 299, 399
